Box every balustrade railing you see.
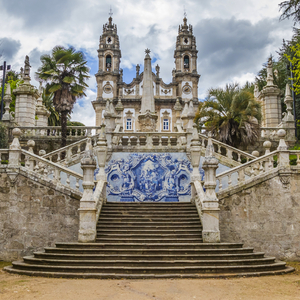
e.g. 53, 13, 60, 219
198, 133, 255, 164
21, 149, 84, 194
12, 126, 102, 139
216, 150, 279, 192
111, 132, 187, 150
42, 135, 99, 165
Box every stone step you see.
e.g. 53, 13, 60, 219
96, 229, 202, 234
101, 208, 197, 213
97, 220, 201, 226
99, 214, 200, 219
54, 242, 244, 249
22, 256, 276, 267
96, 225, 202, 230
105, 203, 194, 207
96, 233, 202, 238
8, 261, 288, 274
95, 238, 203, 243
98, 217, 200, 222
33, 252, 266, 261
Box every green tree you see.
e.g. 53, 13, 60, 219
36, 46, 90, 147
42, 90, 60, 126
195, 83, 262, 148
279, 0, 300, 24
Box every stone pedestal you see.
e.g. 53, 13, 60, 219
78, 151, 97, 243
202, 133, 220, 243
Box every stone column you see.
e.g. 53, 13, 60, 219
78, 150, 97, 243
8, 128, 21, 167
282, 84, 296, 143
14, 56, 39, 127
35, 82, 50, 128
201, 133, 220, 243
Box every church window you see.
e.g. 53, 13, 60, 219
184, 38, 188, 44
107, 37, 112, 43
163, 119, 169, 131
184, 55, 189, 69
106, 55, 112, 69
126, 119, 132, 130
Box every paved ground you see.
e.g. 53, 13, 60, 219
0, 262, 299, 300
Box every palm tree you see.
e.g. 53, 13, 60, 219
42, 90, 60, 126
195, 83, 262, 148
36, 46, 90, 147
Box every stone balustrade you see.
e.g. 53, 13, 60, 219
21, 149, 84, 194
42, 135, 99, 165
11, 126, 102, 139
198, 133, 255, 167
260, 127, 296, 142
110, 132, 187, 151
216, 150, 279, 192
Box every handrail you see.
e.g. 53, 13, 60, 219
94, 180, 107, 222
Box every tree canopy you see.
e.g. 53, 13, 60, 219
195, 83, 262, 148
279, 0, 300, 24
36, 46, 90, 147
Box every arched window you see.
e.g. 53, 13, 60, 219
184, 55, 189, 69
106, 55, 112, 69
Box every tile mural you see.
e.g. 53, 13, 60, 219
104, 152, 192, 202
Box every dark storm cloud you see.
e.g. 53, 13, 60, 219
193, 17, 290, 94
0, 37, 21, 61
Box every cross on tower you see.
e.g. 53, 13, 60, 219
145, 48, 151, 55
109, 6, 113, 17
184, 6, 187, 18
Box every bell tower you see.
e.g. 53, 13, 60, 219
173, 15, 200, 102
95, 14, 121, 102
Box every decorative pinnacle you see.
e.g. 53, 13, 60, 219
145, 48, 151, 55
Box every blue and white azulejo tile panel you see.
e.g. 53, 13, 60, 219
104, 152, 192, 202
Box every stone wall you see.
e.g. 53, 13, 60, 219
219, 169, 300, 261
0, 169, 80, 261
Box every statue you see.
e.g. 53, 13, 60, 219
266, 57, 274, 86
155, 64, 160, 78
19, 67, 24, 80
119, 68, 123, 82
254, 83, 259, 98
24, 55, 31, 78
38, 81, 43, 95
136, 64, 140, 78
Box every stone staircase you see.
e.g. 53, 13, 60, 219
5, 202, 293, 278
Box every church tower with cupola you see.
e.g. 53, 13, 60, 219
94, 14, 122, 126
173, 16, 200, 103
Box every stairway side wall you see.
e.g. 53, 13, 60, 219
0, 170, 80, 261
219, 171, 300, 261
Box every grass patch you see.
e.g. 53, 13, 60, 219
0, 261, 12, 269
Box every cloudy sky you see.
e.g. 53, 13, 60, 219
0, 0, 294, 125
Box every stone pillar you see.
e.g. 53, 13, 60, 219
35, 82, 50, 127
95, 128, 108, 181
282, 84, 296, 143
201, 133, 220, 243
258, 58, 281, 127
190, 124, 201, 181
78, 151, 97, 243
277, 129, 290, 168
8, 128, 21, 167
14, 56, 39, 127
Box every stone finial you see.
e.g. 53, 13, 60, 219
115, 97, 124, 111
266, 57, 274, 86
277, 129, 288, 151
174, 98, 182, 111
284, 84, 294, 122
251, 150, 260, 157
39, 149, 46, 156
263, 140, 272, 155
191, 123, 200, 146
205, 132, 215, 158
2, 83, 12, 121
81, 149, 96, 166
27, 140, 35, 153
8, 128, 22, 167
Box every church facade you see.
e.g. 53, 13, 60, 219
92, 16, 200, 133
